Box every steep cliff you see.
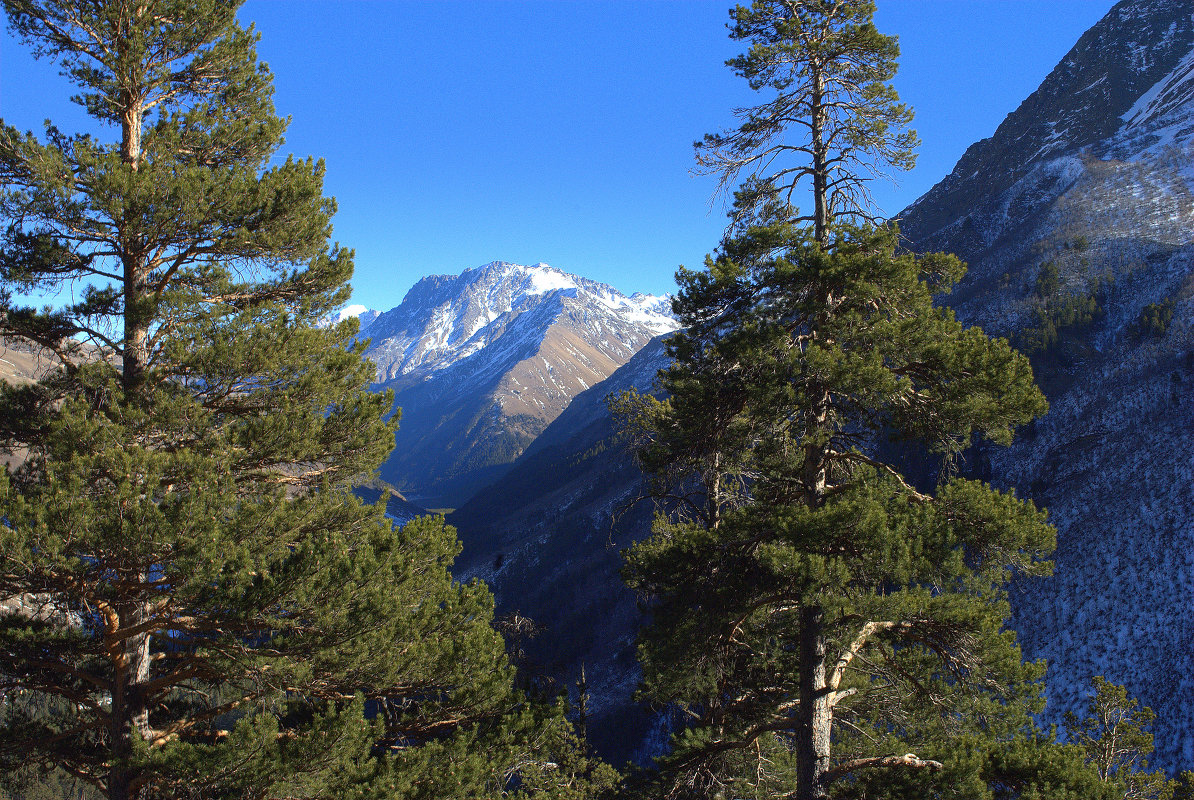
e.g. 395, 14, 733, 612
899, 0, 1194, 770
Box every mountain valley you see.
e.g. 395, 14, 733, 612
419, 0, 1194, 770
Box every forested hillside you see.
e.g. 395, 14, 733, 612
898, 0, 1194, 769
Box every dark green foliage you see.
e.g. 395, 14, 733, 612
620, 219, 1052, 800
624, 8, 1051, 795
842, 734, 1122, 800
0, 756, 96, 799
0, 2, 609, 798
1174, 771, 1194, 800
1064, 676, 1176, 800
1035, 262, 1061, 298
1019, 281, 1105, 355
1137, 299, 1175, 337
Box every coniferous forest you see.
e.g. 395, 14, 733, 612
0, 1, 1191, 799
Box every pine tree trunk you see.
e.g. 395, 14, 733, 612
120, 90, 150, 395
112, 81, 153, 800
810, 63, 829, 247
106, 596, 153, 800
708, 452, 722, 529
122, 249, 151, 394
108, 770, 133, 800
797, 604, 832, 800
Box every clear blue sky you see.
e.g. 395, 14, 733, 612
2, 1, 1117, 311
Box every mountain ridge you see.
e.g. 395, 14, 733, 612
901, 0, 1194, 251
360, 261, 676, 507
896, 0, 1194, 770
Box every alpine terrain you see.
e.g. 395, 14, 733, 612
898, 0, 1194, 770
453, 0, 1194, 770
360, 261, 675, 508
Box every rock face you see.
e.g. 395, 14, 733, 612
0, 340, 68, 386
362, 261, 676, 508
902, 0, 1194, 269
897, 0, 1194, 771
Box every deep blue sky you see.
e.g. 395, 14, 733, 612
2, 1, 1117, 311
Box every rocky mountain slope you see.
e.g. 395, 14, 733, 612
0, 341, 69, 470
0, 341, 60, 387
452, 0, 1194, 771
898, 0, 1194, 771
323, 304, 381, 330
361, 261, 675, 508
450, 335, 671, 765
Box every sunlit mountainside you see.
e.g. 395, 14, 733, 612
357, 261, 675, 508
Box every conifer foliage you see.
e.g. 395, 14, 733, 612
0, 2, 609, 799
1065, 677, 1175, 800
620, 2, 1055, 799
623, 221, 1054, 800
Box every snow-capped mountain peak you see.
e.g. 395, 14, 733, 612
364, 261, 676, 383
362, 261, 677, 507
321, 303, 380, 330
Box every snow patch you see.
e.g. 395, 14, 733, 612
1121, 45, 1194, 129
321, 304, 380, 329
525, 265, 580, 295
362, 260, 677, 383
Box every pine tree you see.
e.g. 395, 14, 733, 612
622, 222, 1053, 800
695, 0, 918, 241
0, 2, 610, 798
1064, 677, 1176, 800
842, 729, 1125, 800
619, 3, 1053, 798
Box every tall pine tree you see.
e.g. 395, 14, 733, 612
0, 2, 612, 798
622, 222, 1054, 800
619, 3, 1055, 799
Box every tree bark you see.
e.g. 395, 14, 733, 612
810, 61, 829, 247
106, 595, 153, 800
708, 452, 722, 529
120, 85, 151, 395
797, 605, 832, 800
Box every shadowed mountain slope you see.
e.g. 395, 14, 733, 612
898, 0, 1194, 770
449, 0, 1194, 770
449, 335, 672, 765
